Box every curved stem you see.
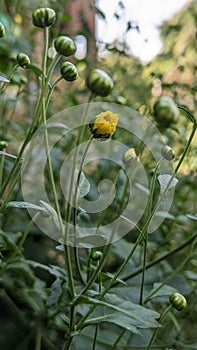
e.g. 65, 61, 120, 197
146, 305, 172, 350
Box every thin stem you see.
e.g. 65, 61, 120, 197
75, 120, 196, 330
18, 212, 40, 249
92, 263, 102, 350
143, 236, 196, 304
35, 331, 42, 350
0, 64, 18, 93
45, 75, 63, 110
120, 231, 197, 282
146, 305, 172, 350
139, 159, 163, 305
0, 154, 5, 189
110, 329, 126, 350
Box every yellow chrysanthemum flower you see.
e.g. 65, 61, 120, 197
89, 111, 118, 141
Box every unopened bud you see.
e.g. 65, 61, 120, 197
60, 61, 78, 81
161, 146, 175, 161
91, 250, 103, 261
54, 36, 76, 57
17, 53, 31, 68
86, 69, 114, 97
32, 8, 56, 28
169, 293, 187, 311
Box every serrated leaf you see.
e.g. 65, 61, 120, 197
79, 293, 160, 333
7, 201, 44, 211
158, 174, 178, 194
0, 75, 10, 83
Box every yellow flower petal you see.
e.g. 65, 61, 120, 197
90, 111, 118, 141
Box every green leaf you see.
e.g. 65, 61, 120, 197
27, 64, 43, 75
99, 272, 127, 286
27, 260, 66, 279
0, 75, 10, 82
74, 169, 90, 199
47, 279, 62, 307
75, 234, 107, 248
39, 200, 61, 230
158, 174, 178, 194
79, 293, 160, 333
187, 213, 197, 220
6, 201, 44, 211
148, 283, 177, 300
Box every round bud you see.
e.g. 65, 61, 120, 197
0, 140, 8, 150
153, 96, 179, 127
16, 53, 31, 68
122, 147, 138, 165
0, 23, 5, 38
161, 145, 175, 161
86, 69, 114, 97
54, 36, 76, 57
91, 251, 103, 261
60, 61, 78, 81
32, 8, 56, 28
169, 293, 187, 311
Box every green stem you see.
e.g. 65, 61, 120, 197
110, 329, 126, 350
75, 120, 196, 330
18, 212, 40, 249
0, 40, 61, 207
41, 29, 76, 350
72, 136, 94, 284
139, 159, 163, 305
146, 305, 172, 350
0, 154, 5, 189
45, 75, 63, 110
0, 64, 18, 93
143, 236, 196, 304
120, 231, 197, 282
35, 331, 42, 350
92, 263, 102, 350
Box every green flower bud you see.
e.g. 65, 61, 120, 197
60, 61, 78, 81
91, 250, 103, 261
0, 140, 8, 150
0, 23, 5, 38
169, 293, 187, 311
32, 8, 56, 28
16, 53, 31, 68
153, 96, 179, 127
54, 36, 76, 57
161, 145, 175, 161
86, 69, 114, 97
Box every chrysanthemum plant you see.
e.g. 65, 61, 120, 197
0, 7, 196, 350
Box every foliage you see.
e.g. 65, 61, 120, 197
0, 1, 196, 350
